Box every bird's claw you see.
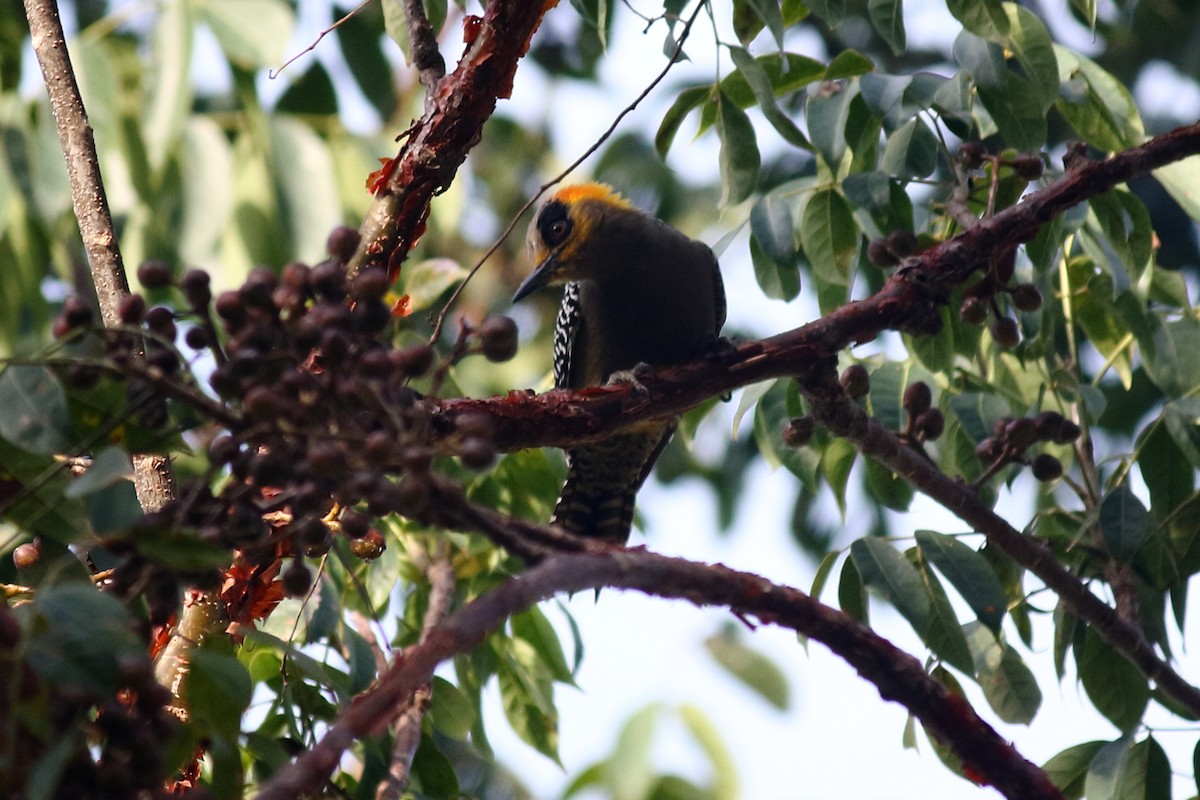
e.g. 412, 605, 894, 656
606, 364, 653, 399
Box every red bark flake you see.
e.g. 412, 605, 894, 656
367, 156, 399, 195
462, 14, 482, 45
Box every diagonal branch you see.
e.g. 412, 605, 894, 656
347, 0, 557, 279
799, 378, 1200, 718
433, 119, 1200, 453
256, 499, 1064, 800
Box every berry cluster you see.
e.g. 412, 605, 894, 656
957, 244, 1044, 349
48, 226, 517, 609
0, 603, 180, 799
974, 411, 1081, 485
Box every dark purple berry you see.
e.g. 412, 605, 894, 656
903, 382, 932, 416
840, 365, 870, 399
137, 260, 172, 289
782, 416, 815, 448
479, 316, 519, 363
1031, 453, 1063, 481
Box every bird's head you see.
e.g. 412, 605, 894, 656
512, 183, 634, 303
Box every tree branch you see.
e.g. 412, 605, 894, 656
256, 505, 1064, 800
417, 120, 1200, 718
799, 377, 1200, 718
433, 119, 1200, 452
23, 0, 178, 514
348, 0, 555, 279
375, 555, 455, 800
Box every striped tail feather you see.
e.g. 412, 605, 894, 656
549, 423, 676, 543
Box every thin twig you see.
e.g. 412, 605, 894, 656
426, 2, 707, 344
270, 0, 374, 79
403, 0, 447, 106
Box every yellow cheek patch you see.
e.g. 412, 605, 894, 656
553, 182, 632, 209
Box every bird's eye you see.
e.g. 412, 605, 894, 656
537, 201, 573, 247
546, 219, 572, 245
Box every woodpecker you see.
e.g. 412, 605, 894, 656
512, 184, 726, 542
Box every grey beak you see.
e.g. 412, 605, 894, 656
511, 257, 558, 303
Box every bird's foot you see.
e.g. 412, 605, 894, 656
606, 363, 653, 399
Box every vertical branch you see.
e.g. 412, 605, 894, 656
23, 0, 178, 513
375, 555, 455, 800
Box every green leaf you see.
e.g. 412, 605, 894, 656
1142, 315, 1200, 400
400, 257, 467, 311
1043, 740, 1106, 799
953, 31, 1006, 91
268, 115, 342, 263
805, 0, 845, 25
276, 62, 338, 116
752, 379, 817, 481
811, 550, 840, 600
850, 538, 929, 632
914, 555, 974, 674
698, 53, 827, 136
965, 622, 1041, 724
28, 584, 142, 694
497, 638, 560, 763
716, 89, 760, 205
679, 705, 738, 800
837, 555, 868, 623
430, 676, 477, 740
610, 704, 659, 800
906, 308, 955, 373
656, 86, 709, 157
63, 446, 131, 498
129, 527, 233, 573
863, 456, 914, 511
1154, 156, 1200, 225
824, 49, 874, 79
727, 46, 811, 150
1084, 735, 1138, 800
749, 192, 800, 300
412, 734, 460, 799
820, 436, 857, 516
334, 2, 399, 119
741, 0, 784, 49
0, 365, 71, 455
179, 116, 234, 265
512, 606, 574, 684
800, 188, 858, 313
880, 117, 937, 179
946, 0, 1009, 38
143, 0, 194, 175
1054, 46, 1144, 152
915, 530, 1006, 632
1076, 627, 1149, 732
867, 0, 905, 55
1069, 0, 1096, 27
186, 642, 254, 741
1098, 485, 1151, 560
1137, 419, 1194, 516
977, 73, 1047, 151
704, 625, 790, 710
1005, 4, 1059, 108
806, 80, 855, 169
199, 0, 294, 69
0, 440, 87, 541
750, 234, 801, 302
867, 361, 907, 432
947, 391, 1010, 443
